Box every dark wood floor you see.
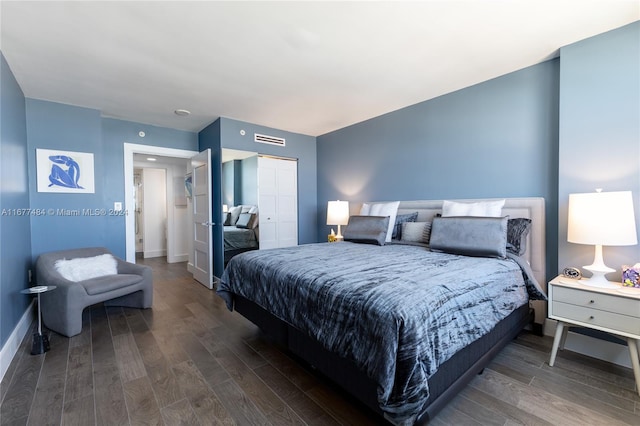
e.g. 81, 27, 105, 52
2, 258, 640, 426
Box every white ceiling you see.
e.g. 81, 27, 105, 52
1, 1, 638, 137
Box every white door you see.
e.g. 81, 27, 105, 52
258, 156, 298, 249
190, 149, 213, 289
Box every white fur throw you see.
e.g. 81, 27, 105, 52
55, 254, 118, 282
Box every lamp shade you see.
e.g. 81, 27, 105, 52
327, 200, 349, 226
568, 191, 637, 246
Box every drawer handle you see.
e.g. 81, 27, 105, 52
589, 300, 595, 304
589, 315, 594, 320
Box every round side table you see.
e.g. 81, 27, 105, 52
20, 285, 57, 355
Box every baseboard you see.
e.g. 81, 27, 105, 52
544, 318, 631, 369
168, 254, 188, 263
143, 249, 167, 258
187, 262, 194, 273
0, 301, 34, 382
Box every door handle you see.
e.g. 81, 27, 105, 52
201, 221, 215, 227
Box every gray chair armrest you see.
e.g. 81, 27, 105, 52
116, 258, 151, 276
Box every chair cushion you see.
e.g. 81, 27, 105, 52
55, 254, 117, 282
81, 274, 143, 295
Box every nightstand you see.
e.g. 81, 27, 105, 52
548, 276, 640, 395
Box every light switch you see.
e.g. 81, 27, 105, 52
114, 202, 123, 211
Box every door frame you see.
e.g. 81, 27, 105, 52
123, 143, 198, 263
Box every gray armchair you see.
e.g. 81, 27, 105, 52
35, 247, 153, 337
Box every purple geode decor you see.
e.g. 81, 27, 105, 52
622, 264, 640, 288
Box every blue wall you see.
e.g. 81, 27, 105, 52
198, 119, 224, 277
26, 100, 107, 260
26, 100, 198, 261
240, 156, 258, 206
558, 22, 640, 276
101, 117, 198, 256
200, 117, 317, 278
317, 60, 560, 279
0, 53, 32, 348
218, 118, 318, 245
221, 160, 235, 207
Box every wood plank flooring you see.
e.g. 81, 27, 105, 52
2, 257, 640, 425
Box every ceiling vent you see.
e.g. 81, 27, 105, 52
254, 133, 285, 147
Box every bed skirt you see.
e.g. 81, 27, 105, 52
233, 295, 533, 424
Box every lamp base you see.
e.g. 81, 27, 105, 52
580, 265, 619, 289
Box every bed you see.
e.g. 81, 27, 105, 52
218, 198, 546, 425
223, 226, 258, 263
223, 205, 259, 264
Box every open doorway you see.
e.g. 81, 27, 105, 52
123, 144, 198, 264
132, 159, 182, 261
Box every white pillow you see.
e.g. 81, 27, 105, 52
360, 201, 400, 242
229, 206, 242, 225
442, 199, 505, 217
55, 254, 118, 282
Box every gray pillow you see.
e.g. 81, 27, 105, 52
236, 213, 257, 229
429, 216, 508, 258
392, 212, 418, 240
506, 218, 531, 256
343, 215, 390, 246
401, 222, 432, 244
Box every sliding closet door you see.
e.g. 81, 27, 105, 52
258, 156, 298, 249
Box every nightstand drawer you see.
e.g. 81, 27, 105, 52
553, 286, 640, 318
552, 301, 640, 336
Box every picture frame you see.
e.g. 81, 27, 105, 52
36, 149, 95, 193
184, 173, 193, 199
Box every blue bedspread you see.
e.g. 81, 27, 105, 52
218, 242, 544, 425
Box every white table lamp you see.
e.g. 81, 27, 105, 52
568, 190, 638, 288
327, 200, 349, 241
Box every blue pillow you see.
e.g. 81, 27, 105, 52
392, 212, 418, 240
506, 218, 531, 256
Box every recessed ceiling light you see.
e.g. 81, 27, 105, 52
147, 157, 157, 162
174, 109, 191, 116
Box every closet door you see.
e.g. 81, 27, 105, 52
258, 156, 298, 249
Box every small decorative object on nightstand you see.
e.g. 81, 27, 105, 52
21, 285, 57, 355
562, 267, 582, 280
548, 276, 640, 395
623, 263, 640, 288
